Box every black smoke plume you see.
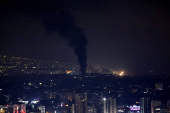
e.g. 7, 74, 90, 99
2, 0, 88, 74
43, 11, 87, 75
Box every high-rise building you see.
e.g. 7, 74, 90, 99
13, 104, 18, 113
71, 104, 75, 113
47, 92, 53, 99
20, 104, 26, 113
87, 105, 97, 113
76, 93, 87, 113
68, 92, 77, 101
151, 100, 161, 113
140, 97, 152, 113
88, 93, 103, 108
13, 104, 26, 113
103, 97, 116, 113
151, 100, 169, 113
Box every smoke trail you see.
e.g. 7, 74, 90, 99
43, 11, 87, 74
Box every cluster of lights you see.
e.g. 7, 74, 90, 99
119, 71, 124, 76
129, 105, 140, 110
89, 109, 93, 111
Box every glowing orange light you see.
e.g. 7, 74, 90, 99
66, 71, 71, 74
119, 71, 124, 76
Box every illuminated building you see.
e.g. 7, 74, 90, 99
76, 93, 87, 113
140, 97, 152, 113
155, 83, 163, 90
88, 93, 103, 107
47, 92, 53, 99
13, 104, 26, 113
46, 92, 58, 99
103, 97, 116, 113
129, 105, 140, 113
117, 105, 125, 113
103, 98, 107, 113
52, 92, 57, 99
150, 100, 169, 113
20, 104, 26, 113
13, 105, 19, 113
87, 105, 97, 113
151, 108, 168, 113
31, 100, 39, 104
71, 104, 75, 113
0, 108, 5, 113
38, 106, 45, 113
0, 105, 12, 113
151, 100, 161, 113
87, 93, 103, 113
0, 104, 27, 113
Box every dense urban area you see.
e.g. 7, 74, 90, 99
0, 55, 170, 113
0, 55, 118, 77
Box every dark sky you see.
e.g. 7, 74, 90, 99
0, 0, 170, 75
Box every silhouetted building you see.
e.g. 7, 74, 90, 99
71, 104, 75, 113
47, 92, 53, 99
76, 93, 87, 113
103, 97, 116, 113
87, 105, 97, 113
88, 93, 103, 109
60, 93, 69, 103
151, 100, 161, 113
140, 97, 152, 113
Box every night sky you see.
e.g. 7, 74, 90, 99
0, 0, 170, 75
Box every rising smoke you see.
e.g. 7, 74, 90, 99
43, 11, 87, 75
9, 0, 88, 74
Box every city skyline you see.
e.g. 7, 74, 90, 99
0, 54, 121, 76
1, 1, 170, 113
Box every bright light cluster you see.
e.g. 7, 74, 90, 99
119, 71, 124, 76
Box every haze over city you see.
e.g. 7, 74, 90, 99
0, 0, 170, 75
